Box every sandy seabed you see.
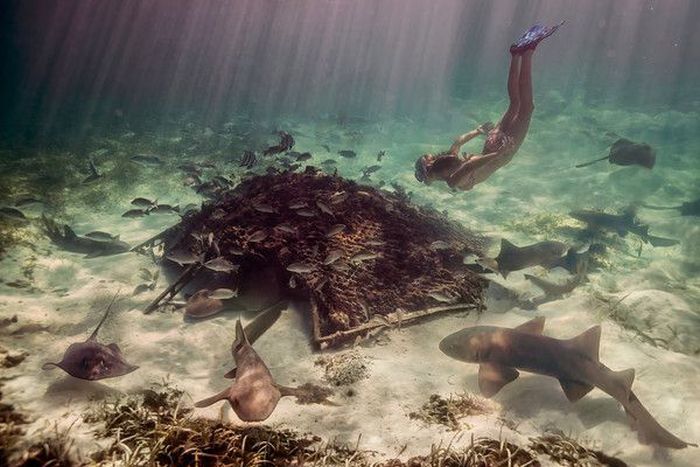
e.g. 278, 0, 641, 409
1, 92, 699, 466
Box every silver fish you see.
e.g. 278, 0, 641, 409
316, 200, 334, 216
331, 261, 351, 272
275, 224, 297, 234
248, 230, 268, 242
121, 209, 148, 218
430, 240, 450, 250
296, 209, 317, 217
131, 197, 155, 208
326, 224, 346, 237
209, 288, 238, 300
166, 250, 202, 265
204, 257, 239, 273
330, 191, 348, 204
254, 203, 276, 213
0, 207, 27, 221
366, 240, 385, 247
350, 251, 379, 263
428, 291, 459, 304
289, 201, 308, 209
286, 262, 315, 274
323, 249, 343, 265
229, 247, 246, 256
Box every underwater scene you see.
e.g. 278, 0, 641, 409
0, 1, 698, 466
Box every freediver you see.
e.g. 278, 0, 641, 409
414, 22, 564, 191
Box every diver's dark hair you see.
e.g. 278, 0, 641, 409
415, 156, 429, 183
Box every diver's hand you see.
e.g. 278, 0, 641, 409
476, 122, 495, 134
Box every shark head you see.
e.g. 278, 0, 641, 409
439, 326, 498, 363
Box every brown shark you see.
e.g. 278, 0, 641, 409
195, 304, 333, 420
479, 239, 568, 278
439, 317, 696, 449
42, 293, 138, 381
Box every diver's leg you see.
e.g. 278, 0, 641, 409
498, 54, 521, 132
511, 49, 534, 137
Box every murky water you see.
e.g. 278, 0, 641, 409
1, 1, 698, 466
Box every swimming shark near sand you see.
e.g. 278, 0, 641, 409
478, 239, 568, 278
439, 317, 696, 449
42, 292, 138, 381
42, 216, 130, 258
569, 209, 679, 247
195, 304, 333, 421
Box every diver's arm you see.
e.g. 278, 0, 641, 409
446, 151, 501, 189
447, 122, 495, 155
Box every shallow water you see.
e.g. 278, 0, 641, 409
1, 1, 699, 466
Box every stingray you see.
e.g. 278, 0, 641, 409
42, 292, 138, 380
576, 138, 656, 169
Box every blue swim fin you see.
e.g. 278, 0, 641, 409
510, 21, 564, 54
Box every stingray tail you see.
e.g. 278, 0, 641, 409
41, 362, 60, 371
575, 156, 608, 168
88, 290, 121, 340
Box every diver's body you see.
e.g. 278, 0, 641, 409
415, 23, 562, 191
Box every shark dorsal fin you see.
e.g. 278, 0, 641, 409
64, 225, 78, 240
514, 316, 545, 335
478, 363, 519, 398
499, 238, 519, 255
233, 319, 250, 350
559, 379, 594, 402
567, 325, 601, 362
224, 367, 237, 379
88, 291, 120, 341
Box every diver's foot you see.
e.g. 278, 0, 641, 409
510, 21, 564, 54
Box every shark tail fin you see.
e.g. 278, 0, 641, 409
646, 235, 679, 248
194, 388, 230, 408
613, 368, 635, 398
567, 325, 601, 362
476, 257, 499, 275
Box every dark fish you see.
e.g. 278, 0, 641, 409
296, 152, 312, 162
122, 209, 148, 218
178, 162, 203, 176
570, 209, 678, 247
84, 231, 120, 242
480, 239, 568, 278
82, 158, 103, 184
130, 154, 163, 165
14, 196, 43, 207
377, 150, 386, 162
42, 292, 138, 381
42, 216, 130, 258
362, 165, 381, 177
576, 138, 656, 169
240, 150, 257, 168
263, 131, 295, 156
321, 144, 331, 152
321, 159, 337, 166
0, 207, 27, 221
338, 150, 357, 158
150, 204, 179, 214
131, 197, 156, 208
